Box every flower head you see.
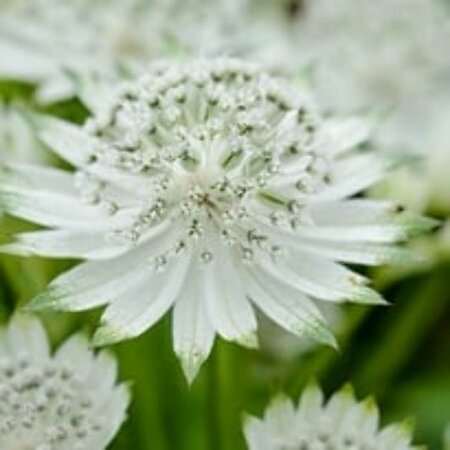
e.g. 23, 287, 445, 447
0, 58, 434, 382
0, 315, 129, 449
244, 383, 423, 450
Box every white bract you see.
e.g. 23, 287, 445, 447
0, 315, 129, 450
244, 384, 423, 450
0, 59, 433, 382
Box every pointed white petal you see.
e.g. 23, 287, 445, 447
243, 415, 272, 450
93, 252, 191, 345
246, 266, 337, 347
0, 34, 56, 81
297, 382, 324, 423
204, 244, 258, 347
264, 394, 297, 440
313, 153, 389, 201
5, 314, 50, 363
1, 229, 128, 259
55, 334, 94, 380
26, 221, 174, 311
33, 114, 99, 167
257, 251, 384, 304
323, 115, 374, 156
292, 239, 417, 266
173, 268, 215, 384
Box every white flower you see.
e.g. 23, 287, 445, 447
0, 58, 434, 382
296, 0, 450, 112
244, 383, 423, 450
0, 0, 298, 104
0, 315, 129, 450
0, 103, 49, 164
376, 93, 450, 214
0, 0, 173, 103
295, 0, 450, 215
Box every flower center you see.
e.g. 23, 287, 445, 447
0, 356, 103, 448
78, 59, 331, 266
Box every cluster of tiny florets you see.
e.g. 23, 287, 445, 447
0, 355, 104, 449
78, 59, 330, 268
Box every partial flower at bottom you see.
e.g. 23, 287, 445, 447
244, 383, 423, 450
0, 58, 435, 382
0, 315, 129, 450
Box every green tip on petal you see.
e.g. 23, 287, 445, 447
351, 287, 389, 305
400, 417, 416, 436
92, 323, 128, 347
397, 214, 441, 238
23, 288, 63, 312
178, 350, 206, 385
308, 320, 339, 350
236, 331, 259, 349
339, 383, 356, 400
362, 395, 378, 413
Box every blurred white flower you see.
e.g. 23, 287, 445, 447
0, 315, 129, 450
0, 0, 299, 104
0, 59, 433, 382
296, 0, 450, 113
244, 383, 423, 450
295, 0, 450, 216
0, 104, 49, 164
376, 93, 450, 214
0, 0, 169, 103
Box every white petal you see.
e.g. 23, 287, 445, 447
34, 114, 99, 167
55, 334, 94, 380
27, 221, 174, 311
204, 244, 258, 347
2, 229, 128, 259
92, 383, 130, 449
323, 115, 374, 156
245, 266, 337, 347
378, 422, 415, 449
2, 162, 77, 196
243, 415, 272, 450
173, 268, 215, 384
5, 314, 50, 363
257, 251, 384, 304
296, 383, 324, 423
34, 115, 153, 194
264, 394, 297, 441
0, 187, 100, 228
313, 153, 388, 201
0, 33, 56, 81
93, 252, 191, 345
292, 239, 416, 266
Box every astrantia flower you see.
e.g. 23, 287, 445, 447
244, 383, 423, 450
0, 315, 129, 449
0, 59, 434, 382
